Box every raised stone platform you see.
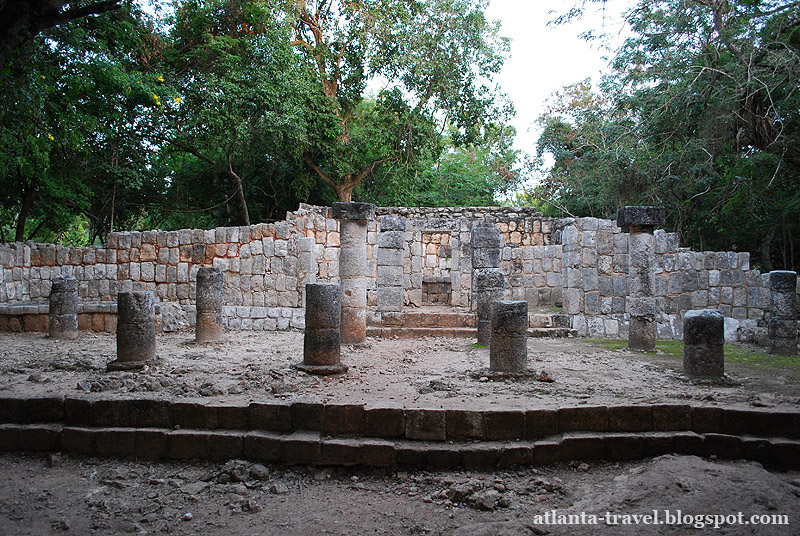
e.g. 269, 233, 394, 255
1, 396, 798, 470
368, 307, 577, 339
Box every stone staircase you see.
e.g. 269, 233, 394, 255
367, 306, 577, 339
1, 396, 799, 470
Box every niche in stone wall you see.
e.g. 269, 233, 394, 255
421, 231, 452, 304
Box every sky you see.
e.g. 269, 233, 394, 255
484, 0, 633, 154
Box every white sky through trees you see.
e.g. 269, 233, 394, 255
485, 0, 633, 153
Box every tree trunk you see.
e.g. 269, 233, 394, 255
761, 226, 775, 272
15, 181, 34, 243
335, 184, 353, 202
227, 168, 250, 226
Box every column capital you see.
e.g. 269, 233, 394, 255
332, 202, 375, 221
616, 206, 666, 230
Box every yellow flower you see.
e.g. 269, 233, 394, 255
47, 134, 54, 141
173, 97, 182, 103
40, 75, 46, 80
158, 75, 165, 82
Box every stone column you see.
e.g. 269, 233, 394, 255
297, 283, 347, 374
333, 202, 375, 344
195, 267, 224, 342
471, 222, 502, 269
377, 215, 406, 312
617, 206, 666, 351
490, 300, 528, 373
474, 268, 505, 346
683, 309, 724, 378
108, 291, 157, 371
768, 270, 798, 355
48, 274, 78, 339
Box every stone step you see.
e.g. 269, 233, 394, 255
528, 328, 578, 338
528, 313, 571, 329
367, 326, 577, 339
371, 310, 573, 329
367, 326, 476, 338
371, 310, 476, 328
3, 396, 799, 442
2, 423, 798, 470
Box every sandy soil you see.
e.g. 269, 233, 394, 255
1, 331, 800, 534
0, 452, 798, 536
0, 330, 798, 410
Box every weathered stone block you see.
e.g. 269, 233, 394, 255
332, 202, 375, 221
683, 309, 724, 378
291, 400, 324, 431
445, 409, 484, 439
651, 404, 691, 431
616, 206, 667, 228
608, 406, 652, 432
691, 406, 723, 433
324, 404, 365, 436
283, 430, 321, 464
379, 215, 406, 232
484, 409, 525, 440
558, 406, 608, 432
243, 431, 283, 462
364, 405, 405, 438
248, 402, 292, 432
405, 409, 446, 440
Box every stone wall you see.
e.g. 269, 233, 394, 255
1, 204, 796, 344
375, 206, 564, 309
563, 217, 790, 343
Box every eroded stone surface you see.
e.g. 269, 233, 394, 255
683, 309, 724, 378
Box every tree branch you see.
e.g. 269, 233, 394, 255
303, 152, 337, 189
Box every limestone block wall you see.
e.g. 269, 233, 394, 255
2, 203, 796, 342
0, 204, 336, 331
375, 206, 563, 309
563, 217, 794, 343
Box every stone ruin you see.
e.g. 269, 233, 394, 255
0, 203, 799, 473
0, 203, 796, 354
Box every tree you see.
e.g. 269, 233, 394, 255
160, 0, 326, 227
284, 0, 512, 201
360, 122, 521, 207
0, 0, 167, 244
532, 0, 800, 270
0, 0, 123, 65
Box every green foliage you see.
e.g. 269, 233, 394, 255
530, 0, 800, 270
1, 0, 521, 241
160, 0, 323, 226
287, 0, 513, 201
0, 0, 167, 243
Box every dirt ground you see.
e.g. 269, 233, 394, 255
0, 330, 798, 410
0, 452, 798, 536
1, 331, 800, 535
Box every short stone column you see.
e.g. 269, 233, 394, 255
475, 268, 506, 346
490, 300, 528, 373
333, 202, 375, 344
768, 271, 798, 355
108, 291, 157, 371
683, 309, 724, 378
377, 215, 406, 312
617, 206, 666, 351
195, 267, 224, 342
297, 283, 347, 374
48, 275, 78, 339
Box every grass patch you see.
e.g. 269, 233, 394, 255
723, 344, 800, 370
585, 338, 800, 371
